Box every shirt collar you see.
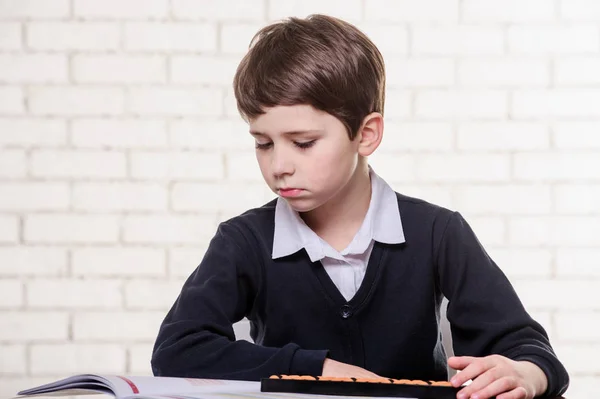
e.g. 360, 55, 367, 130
272, 167, 405, 261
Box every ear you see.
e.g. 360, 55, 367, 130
356, 112, 383, 157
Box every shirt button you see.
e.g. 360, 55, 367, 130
340, 305, 353, 319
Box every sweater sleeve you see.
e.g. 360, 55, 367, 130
436, 212, 569, 397
151, 221, 328, 380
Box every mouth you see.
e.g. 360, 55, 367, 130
278, 188, 304, 198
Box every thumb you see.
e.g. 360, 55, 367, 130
447, 356, 476, 370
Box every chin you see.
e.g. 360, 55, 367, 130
283, 197, 321, 213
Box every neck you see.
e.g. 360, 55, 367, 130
301, 159, 372, 244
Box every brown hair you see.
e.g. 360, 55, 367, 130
233, 14, 385, 140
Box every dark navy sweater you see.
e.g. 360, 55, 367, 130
151, 194, 569, 396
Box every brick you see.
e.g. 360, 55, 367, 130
561, 0, 600, 20
509, 217, 600, 246
0, 118, 66, 146
72, 118, 167, 149
128, 344, 154, 374
0, 0, 69, 18
124, 22, 216, 52
462, 0, 555, 22
124, 280, 182, 310
73, 55, 166, 84
74, 0, 168, 19
0, 280, 23, 308
381, 122, 453, 151
0, 22, 21, 50
0, 149, 27, 178
416, 154, 510, 182
130, 151, 224, 180
0, 54, 67, 83
554, 122, 600, 149
0, 247, 67, 276
561, 377, 599, 399
513, 280, 600, 310
487, 248, 552, 278
356, 24, 408, 57
384, 89, 411, 120
170, 55, 238, 85
226, 152, 263, 181
29, 86, 124, 116
224, 88, 241, 118
172, 182, 272, 212
0, 86, 24, 114
556, 184, 600, 213
389, 184, 454, 210
367, 153, 416, 182
555, 57, 600, 85
220, 23, 263, 54
461, 216, 505, 247
73, 311, 164, 341
170, 119, 251, 150
0, 215, 18, 243
31, 149, 126, 178
31, 344, 126, 374
458, 122, 549, 150
127, 88, 222, 116
455, 184, 551, 215
508, 25, 599, 54
556, 249, 600, 278
173, 0, 264, 21
0, 182, 69, 211
513, 152, 600, 180
514, 89, 600, 117
0, 311, 68, 341
0, 344, 26, 373
269, 0, 361, 21
27, 22, 120, 51
123, 214, 218, 244
386, 58, 455, 87
73, 182, 168, 211
416, 90, 507, 119
366, 0, 459, 22
25, 214, 119, 244
552, 344, 600, 374
168, 247, 206, 278
458, 58, 549, 87
412, 26, 504, 55
72, 247, 165, 277
555, 312, 600, 342
27, 279, 122, 309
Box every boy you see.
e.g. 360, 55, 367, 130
152, 14, 569, 399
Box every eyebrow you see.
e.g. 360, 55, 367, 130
249, 129, 323, 137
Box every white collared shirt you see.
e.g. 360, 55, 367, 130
272, 167, 405, 301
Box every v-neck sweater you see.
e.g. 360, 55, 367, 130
151, 193, 569, 397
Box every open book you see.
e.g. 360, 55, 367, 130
15, 374, 265, 399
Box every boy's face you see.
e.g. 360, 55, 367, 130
249, 104, 361, 213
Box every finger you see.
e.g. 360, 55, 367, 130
447, 356, 478, 370
496, 387, 528, 399
468, 377, 521, 399
455, 368, 498, 399
451, 359, 495, 387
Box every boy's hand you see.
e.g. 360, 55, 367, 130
448, 355, 548, 399
322, 358, 381, 378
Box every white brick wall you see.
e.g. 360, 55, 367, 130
1, 1, 598, 398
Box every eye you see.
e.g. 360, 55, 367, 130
255, 142, 273, 150
294, 140, 316, 149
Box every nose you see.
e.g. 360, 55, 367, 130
271, 145, 294, 177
